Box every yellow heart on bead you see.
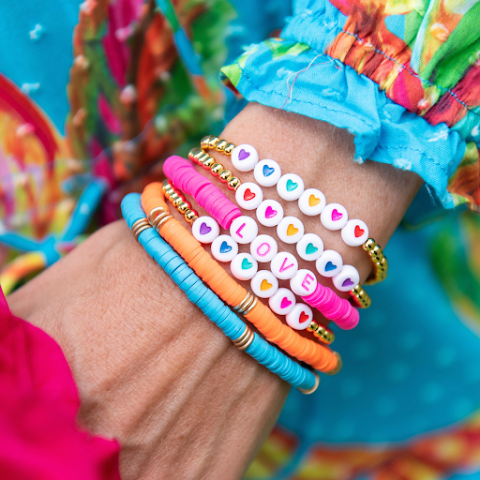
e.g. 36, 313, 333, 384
260, 279, 272, 291
287, 224, 299, 236
309, 195, 320, 207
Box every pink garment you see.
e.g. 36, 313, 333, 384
0, 288, 121, 480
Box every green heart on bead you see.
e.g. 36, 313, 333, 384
241, 258, 253, 270
286, 179, 298, 191
305, 243, 318, 255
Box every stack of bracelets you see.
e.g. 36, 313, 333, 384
121, 135, 389, 394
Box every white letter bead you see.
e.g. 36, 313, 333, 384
256, 199, 284, 227
290, 269, 318, 296
296, 233, 324, 261
333, 265, 360, 292
229, 216, 258, 244
192, 216, 220, 244
230, 253, 258, 281
341, 219, 369, 247
231, 144, 259, 172
316, 249, 343, 278
286, 304, 313, 330
269, 288, 296, 315
235, 182, 263, 210
211, 235, 238, 263
320, 203, 349, 230
250, 234, 278, 263
270, 252, 298, 280
276, 216, 305, 244
250, 270, 279, 298
276, 173, 305, 201
298, 188, 326, 216
254, 159, 282, 187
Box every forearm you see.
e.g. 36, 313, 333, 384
8, 103, 422, 480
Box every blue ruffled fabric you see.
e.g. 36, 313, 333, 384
222, 36, 466, 209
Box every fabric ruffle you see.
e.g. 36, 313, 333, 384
222, 0, 480, 211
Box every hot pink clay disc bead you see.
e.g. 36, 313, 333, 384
164, 156, 241, 229
302, 283, 359, 330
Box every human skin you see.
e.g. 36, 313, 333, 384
8, 103, 423, 480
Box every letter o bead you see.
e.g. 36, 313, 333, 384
250, 270, 279, 298
268, 288, 296, 315
290, 269, 318, 296
286, 304, 313, 331
230, 253, 258, 281
270, 252, 299, 280
250, 234, 278, 263
229, 216, 258, 244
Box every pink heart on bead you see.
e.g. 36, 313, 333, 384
265, 206, 277, 219
331, 209, 343, 221
280, 297, 292, 309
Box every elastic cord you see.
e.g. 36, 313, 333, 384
122, 193, 318, 391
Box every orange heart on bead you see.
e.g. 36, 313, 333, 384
244, 189, 256, 201
260, 280, 272, 291
299, 311, 310, 324
309, 195, 320, 207
354, 225, 365, 237
287, 224, 299, 236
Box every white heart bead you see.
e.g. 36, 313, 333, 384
276, 173, 305, 201
320, 203, 348, 230
256, 199, 284, 227
235, 182, 263, 210
191, 216, 220, 244
290, 269, 318, 296
315, 249, 343, 278
211, 235, 238, 263
270, 252, 298, 280
250, 234, 278, 263
341, 219, 369, 247
298, 188, 326, 216
268, 288, 296, 315
250, 270, 279, 298
254, 159, 282, 187
230, 253, 258, 281
276, 216, 305, 245
296, 233, 324, 261
286, 304, 313, 330
332, 264, 360, 292
231, 144, 259, 172
229, 216, 258, 244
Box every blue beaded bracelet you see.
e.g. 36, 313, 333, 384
121, 193, 319, 393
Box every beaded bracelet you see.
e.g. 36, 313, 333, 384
122, 193, 321, 393
193, 135, 387, 286
141, 182, 341, 373
162, 178, 357, 330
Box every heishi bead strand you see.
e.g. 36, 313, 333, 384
163, 178, 357, 331
195, 135, 388, 286
163, 179, 340, 339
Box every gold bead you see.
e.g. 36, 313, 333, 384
169, 192, 180, 203
211, 163, 224, 176
227, 177, 241, 190
216, 139, 227, 152
224, 143, 235, 155
363, 238, 376, 252
173, 195, 185, 207
208, 136, 220, 149
325, 352, 343, 376
307, 321, 318, 333
185, 209, 198, 223
165, 188, 175, 199
178, 201, 191, 214
188, 147, 198, 162
219, 170, 232, 182
194, 149, 205, 162
202, 156, 215, 169
197, 152, 209, 164
200, 135, 211, 150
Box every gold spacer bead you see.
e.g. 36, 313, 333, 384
202, 156, 215, 169
224, 143, 235, 155
216, 139, 227, 152
169, 192, 180, 203
298, 371, 320, 395
227, 177, 241, 190
307, 321, 318, 333
200, 135, 211, 150
185, 209, 198, 223
165, 188, 175, 199
211, 163, 224, 176
208, 136, 220, 150
363, 238, 376, 252
325, 352, 343, 376
178, 201, 191, 214
172, 195, 185, 207
219, 170, 232, 182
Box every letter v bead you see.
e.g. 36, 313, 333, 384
280, 257, 294, 272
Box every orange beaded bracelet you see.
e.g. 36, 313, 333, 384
141, 182, 341, 374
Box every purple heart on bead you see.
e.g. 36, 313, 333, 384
331, 209, 343, 221
342, 278, 355, 287
200, 222, 212, 235
238, 149, 250, 160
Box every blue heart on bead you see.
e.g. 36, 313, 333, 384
325, 261, 337, 272
241, 258, 253, 270
263, 165, 275, 177
220, 241, 232, 254
286, 179, 298, 191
